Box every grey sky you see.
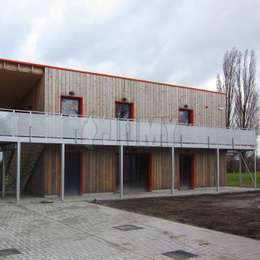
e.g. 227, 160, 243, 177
1, 0, 260, 90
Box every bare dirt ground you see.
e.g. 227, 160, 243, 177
98, 191, 260, 240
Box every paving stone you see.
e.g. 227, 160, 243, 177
0, 199, 259, 259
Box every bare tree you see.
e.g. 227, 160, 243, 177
217, 48, 239, 128
234, 50, 259, 130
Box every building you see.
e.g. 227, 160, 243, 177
0, 58, 256, 202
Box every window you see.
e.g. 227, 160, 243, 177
116, 102, 133, 119
61, 97, 81, 116
179, 109, 193, 125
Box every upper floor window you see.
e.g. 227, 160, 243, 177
116, 102, 134, 119
61, 97, 81, 116
179, 109, 193, 125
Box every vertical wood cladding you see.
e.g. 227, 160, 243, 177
39, 146, 226, 194
82, 147, 117, 193
40, 68, 227, 195
43, 145, 61, 195
44, 68, 225, 127
151, 149, 226, 190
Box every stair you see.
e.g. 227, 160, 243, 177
5, 144, 45, 192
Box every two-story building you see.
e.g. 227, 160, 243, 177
0, 58, 256, 202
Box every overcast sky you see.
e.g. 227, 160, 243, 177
1, 0, 260, 91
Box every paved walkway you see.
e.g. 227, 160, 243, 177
80, 186, 260, 201
0, 199, 260, 259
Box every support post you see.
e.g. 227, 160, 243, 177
16, 142, 21, 204
216, 148, 220, 192
2, 152, 5, 199
61, 143, 65, 201
239, 152, 242, 187
254, 149, 257, 188
120, 145, 124, 198
171, 146, 175, 194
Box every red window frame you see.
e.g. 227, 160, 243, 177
60, 95, 84, 116
179, 108, 194, 125
115, 101, 135, 119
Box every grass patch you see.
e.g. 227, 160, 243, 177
227, 172, 260, 187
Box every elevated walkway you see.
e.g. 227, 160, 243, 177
0, 109, 257, 204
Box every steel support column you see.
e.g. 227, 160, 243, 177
1, 152, 5, 199
216, 148, 220, 192
239, 152, 242, 186
120, 145, 124, 198
16, 142, 21, 204
254, 149, 257, 188
61, 143, 65, 201
171, 146, 175, 194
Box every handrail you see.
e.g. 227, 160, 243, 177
0, 109, 256, 149
0, 108, 254, 131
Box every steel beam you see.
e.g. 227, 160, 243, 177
120, 145, 124, 198
1, 152, 5, 199
16, 142, 21, 204
171, 146, 175, 194
61, 143, 65, 201
216, 148, 220, 192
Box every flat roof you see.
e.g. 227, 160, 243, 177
0, 57, 225, 95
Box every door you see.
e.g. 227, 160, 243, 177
180, 154, 193, 189
65, 148, 80, 195
117, 153, 149, 192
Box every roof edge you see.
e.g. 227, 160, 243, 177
0, 57, 225, 95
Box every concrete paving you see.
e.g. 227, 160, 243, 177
0, 198, 260, 259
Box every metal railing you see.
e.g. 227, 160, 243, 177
0, 109, 256, 149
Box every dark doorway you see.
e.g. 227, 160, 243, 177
65, 147, 80, 195
180, 154, 193, 189
117, 153, 149, 192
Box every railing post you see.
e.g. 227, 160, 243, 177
239, 152, 242, 186
74, 129, 78, 144
61, 143, 65, 201
120, 145, 124, 198
13, 110, 17, 137
254, 149, 257, 188
216, 148, 220, 192
171, 146, 175, 194
29, 111, 32, 142
1, 152, 5, 199
16, 142, 21, 204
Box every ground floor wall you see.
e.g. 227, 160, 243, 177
26, 145, 226, 196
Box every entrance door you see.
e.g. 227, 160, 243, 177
117, 154, 149, 192
65, 148, 80, 195
180, 154, 193, 189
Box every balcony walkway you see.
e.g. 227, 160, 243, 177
0, 109, 256, 149
0, 109, 257, 204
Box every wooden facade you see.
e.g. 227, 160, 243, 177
0, 59, 227, 195
44, 67, 225, 127
26, 146, 226, 195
